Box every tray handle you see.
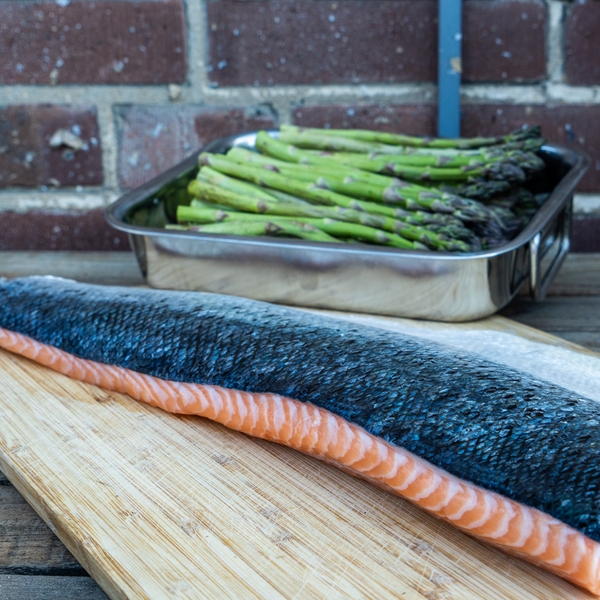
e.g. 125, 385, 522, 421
529, 198, 572, 301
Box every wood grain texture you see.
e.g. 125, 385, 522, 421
0, 575, 108, 600
515, 254, 600, 298
500, 297, 600, 352
0, 314, 598, 600
546, 254, 600, 297
0, 486, 83, 576
551, 332, 600, 353
0, 253, 144, 287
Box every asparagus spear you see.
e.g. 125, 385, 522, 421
186, 219, 340, 243
198, 166, 281, 203
279, 124, 542, 149
279, 129, 434, 155
187, 179, 475, 250
197, 153, 478, 247
279, 129, 543, 171
202, 176, 472, 237
178, 206, 432, 250
319, 149, 545, 174
260, 163, 490, 220
229, 145, 410, 189
188, 181, 390, 227
255, 188, 312, 205
191, 197, 239, 211
199, 153, 411, 216
250, 134, 494, 221
298, 149, 527, 182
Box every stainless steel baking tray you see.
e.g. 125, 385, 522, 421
105, 131, 590, 322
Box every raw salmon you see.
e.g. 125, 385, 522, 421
1, 276, 600, 594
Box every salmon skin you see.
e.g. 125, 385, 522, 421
2, 276, 600, 593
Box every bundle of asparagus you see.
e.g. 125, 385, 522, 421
168, 125, 548, 252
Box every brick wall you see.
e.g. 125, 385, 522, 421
1, 0, 599, 251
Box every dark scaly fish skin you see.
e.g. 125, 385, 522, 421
2, 277, 600, 541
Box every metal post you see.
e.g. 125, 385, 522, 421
438, 0, 462, 138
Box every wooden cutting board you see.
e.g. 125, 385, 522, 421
0, 310, 597, 600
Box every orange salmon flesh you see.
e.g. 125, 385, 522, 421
1, 326, 599, 595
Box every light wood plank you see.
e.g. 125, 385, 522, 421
0, 575, 108, 600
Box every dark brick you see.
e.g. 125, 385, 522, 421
0, 209, 130, 251
293, 104, 437, 136
461, 104, 600, 192
571, 218, 600, 253
207, 0, 437, 87
0, 105, 102, 188
463, 0, 546, 83
0, 0, 186, 85
207, 0, 546, 87
118, 106, 277, 189
565, 1, 600, 86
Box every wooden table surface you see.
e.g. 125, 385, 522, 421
0, 251, 598, 600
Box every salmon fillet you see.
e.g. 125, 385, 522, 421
1, 277, 600, 594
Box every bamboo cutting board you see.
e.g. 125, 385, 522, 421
0, 310, 597, 600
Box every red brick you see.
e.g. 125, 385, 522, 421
461, 104, 600, 192
0, 209, 129, 251
207, 0, 546, 87
571, 218, 600, 253
293, 104, 437, 136
463, 0, 546, 83
0, 0, 186, 85
565, 1, 600, 86
207, 1, 436, 86
118, 106, 277, 189
0, 105, 102, 188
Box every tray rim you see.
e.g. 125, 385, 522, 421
105, 131, 591, 263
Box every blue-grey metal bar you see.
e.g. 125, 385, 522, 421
438, 0, 462, 138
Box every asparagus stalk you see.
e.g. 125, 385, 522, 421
280, 124, 542, 149
319, 149, 545, 174
178, 206, 433, 250
191, 197, 239, 211
187, 179, 475, 250
186, 219, 340, 243
279, 129, 434, 156
206, 177, 473, 238
297, 149, 526, 182
250, 134, 494, 221
264, 163, 493, 222
279, 129, 541, 172
229, 145, 410, 189
198, 166, 281, 203
199, 153, 410, 216
197, 153, 468, 252
256, 188, 312, 205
